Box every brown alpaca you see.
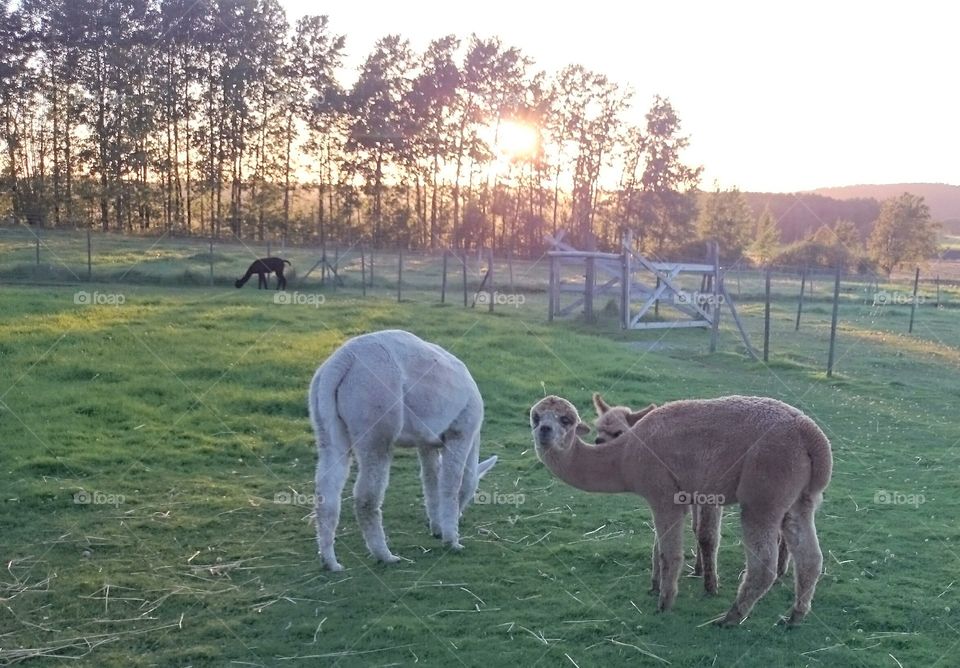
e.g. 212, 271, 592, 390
591, 394, 792, 596
235, 257, 291, 290
591, 394, 722, 595
529, 394, 832, 626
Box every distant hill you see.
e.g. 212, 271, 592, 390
738, 192, 880, 243
809, 183, 960, 232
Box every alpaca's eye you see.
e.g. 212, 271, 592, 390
560, 416, 572, 427
532, 414, 540, 426
611, 430, 623, 439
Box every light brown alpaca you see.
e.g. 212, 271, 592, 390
530, 394, 832, 626
591, 394, 722, 595
591, 394, 792, 596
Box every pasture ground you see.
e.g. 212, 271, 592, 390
2, 234, 960, 665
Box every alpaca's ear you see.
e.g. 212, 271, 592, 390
478, 456, 497, 478
575, 422, 591, 437
592, 393, 611, 415
626, 403, 657, 426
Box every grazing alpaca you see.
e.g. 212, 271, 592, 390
529, 394, 831, 626
234, 257, 291, 290
591, 394, 792, 595
309, 329, 497, 571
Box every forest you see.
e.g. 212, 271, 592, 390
0, 0, 940, 266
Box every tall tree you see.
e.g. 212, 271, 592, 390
0, 2, 36, 223
621, 96, 702, 254
696, 186, 753, 258
346, 35, 416, 246
552, 65, 629, 250
749, 205, 780, 264
292, 15, 345, 242
868, 193, 939, 274
408, 35, 460, 248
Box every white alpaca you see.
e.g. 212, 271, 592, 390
309, 329, 497, 571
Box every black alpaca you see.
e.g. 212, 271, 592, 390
234, 257, 291, 290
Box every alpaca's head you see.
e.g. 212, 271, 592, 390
530, 396, 590, 457
234, 278, 244, 288
592, 393, 657, 445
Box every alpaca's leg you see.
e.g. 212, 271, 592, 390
716, 506, 780, 626
437, 435, 470, 550
653, 506, 687, 612
691, 506, 703, 576
776, 532, 792, 578
697, 505, 721, 595
649, 533, 660, 595
779, 501, 823, 625
277, 271, 286, 290
417, 444, 442, 537
457, 433, 482, 515
353, 443, 400, 564
258, 273, 267, 289
315, 443, 351, 571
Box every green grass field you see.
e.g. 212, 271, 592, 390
3, 234, 960, 665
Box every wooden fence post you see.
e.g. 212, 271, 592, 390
763, 267, 771, 362
487, 249, 494, 313
360, 245, 367, 297
462, 251, 468, 307
710, 242, 720, 353
397, 248, 403, 303
209, 239, 214, 285
320, 242, 326, 286
86, 229, 92, 281
908, 267, 920, 333
795, 267, 806, 331
827, 266, 841, 377
620, 246, 631, 329
584, 255, 595, 323
441, 251, 448, 303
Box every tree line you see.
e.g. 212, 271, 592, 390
0, 0, 939, 271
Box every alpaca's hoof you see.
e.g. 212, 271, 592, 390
704, 580, 719, 596
714, 610, 744, 627
656, 594, 676, 613
322, 560, 344, 572
648, 585, 660, 596
444, 540, 465, 551
778, 610, 807, 627
376, 553, 402, 565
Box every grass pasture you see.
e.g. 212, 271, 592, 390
2, 236, 960, 665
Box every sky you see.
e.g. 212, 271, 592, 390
280, 0, 958, 193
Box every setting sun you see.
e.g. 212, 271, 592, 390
495, 119, 538, 160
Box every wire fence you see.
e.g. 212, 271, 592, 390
3, 224, 959, 375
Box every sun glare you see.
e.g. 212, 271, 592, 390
495, 120, 538, 160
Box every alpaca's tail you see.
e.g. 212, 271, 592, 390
797, 415, 833, 499
283, 259, 291, 266
308, 351, 354, 454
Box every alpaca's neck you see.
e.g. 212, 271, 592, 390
540, 438, 627, 493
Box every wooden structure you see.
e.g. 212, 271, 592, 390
546, 232, 757, 358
